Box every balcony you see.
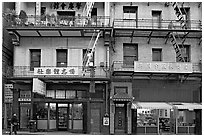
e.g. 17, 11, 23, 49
113, 19, 202, 30
113, 19, 202, 40
4, 14, 110, 28
3, 15, 111, 37
112, 61, 202, 79
6, 66, 110, 80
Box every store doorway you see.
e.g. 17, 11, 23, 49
57, 104, 68, 131
115, 103, 127, 134
57, 103, 84, 132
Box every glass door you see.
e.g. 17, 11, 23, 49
58, 104, 68, 130
69, 103, 83, 131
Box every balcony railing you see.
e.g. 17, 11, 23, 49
6, 66, 110, 78
113, 19, 202, 30
3, 14, 111, 28
112, 61, 202, 73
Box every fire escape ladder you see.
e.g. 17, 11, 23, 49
83, 31, 102, 69
170, 33, 186, 62
83, 2, 95, 25
170, 2, 188, 62
172, 2, 187, 29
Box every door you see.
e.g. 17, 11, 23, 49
123, 43, 138, 66
58, 107, 68, 130
91, 108, 100, 133
20, 105, 31, 129
115, 105, 126, 134
152, 10, 162, 28
123, 6, 138, 28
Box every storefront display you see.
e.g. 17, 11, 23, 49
137, 109, 158, 134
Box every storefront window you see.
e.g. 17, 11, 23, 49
66, 90, 76, 99
178, 110, 195, 126
50, 103, 56, 120
36, 103, 48, 120
46, 90, 55, 98
69, 103, 83, 130
137, 109, 158, 127
73, 104, 83, 120
56, 90, 65, 99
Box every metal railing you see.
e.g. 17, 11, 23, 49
3, 14, 111, 28
112, 61, 202, 73
6, 66, 110, 78
113, 19, 202, 30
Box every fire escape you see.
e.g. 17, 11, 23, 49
170, 2, 188, 62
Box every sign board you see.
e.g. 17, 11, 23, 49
4, 84, 13, 89
4, 84, 13, 103
18, 98, 31, 102
103, 116, 109, 126
134, 62, 193, 73
34, 67, 79, 76
33, 78, 46, 95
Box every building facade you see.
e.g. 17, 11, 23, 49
2, 2, 15, 129
3, 2, 202, 135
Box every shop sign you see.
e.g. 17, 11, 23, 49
34, 67, 79, 76
134, 62, 192, 73
103, 117, 109, 126
18, 98, 31, 102
4, 84, 13, 89
33, 78, 46, 95
4, 84, 13, 103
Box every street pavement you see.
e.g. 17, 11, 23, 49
2, 130, 83, 135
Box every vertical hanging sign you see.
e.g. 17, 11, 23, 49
4, 84, 13, 103
33, 78, 46, 95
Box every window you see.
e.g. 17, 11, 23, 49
123, 6, 138, 27
152, 10, 162, 28
57, 49, 67, 67
180, 7, 190, 29
36, 103, 48, 120
177, 45, 190, 62
137, 109, 157, 127
123, 43, 138, 66
123, 6, 138, 19
114, 87, 128, 94
30, 49, 41, 71
152, 48, 162, 61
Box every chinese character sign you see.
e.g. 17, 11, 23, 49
134, 62, 193, 73
34, 67, 79, 76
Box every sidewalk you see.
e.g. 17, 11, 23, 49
2, 129, 83, 135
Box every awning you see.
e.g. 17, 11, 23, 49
131, 102, 174, 109
111, 92, 133, 102
171, 103, 202, 110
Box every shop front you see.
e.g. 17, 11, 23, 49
131, 102, 202, 135
131, 102, 175, 135
171, 102, 202, 135
31, 81, 107, 134
33, 102, 85, 133
11, 77, 109, 134
109, 82, 133, 135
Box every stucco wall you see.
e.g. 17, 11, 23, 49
14, 37, 106, 67
111, 37, 201, 65
112, 2, 201, 20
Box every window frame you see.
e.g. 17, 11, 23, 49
152, 48, 162, 61
56, 49, 68, 67
30, 49, 41, 71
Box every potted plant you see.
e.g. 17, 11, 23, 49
4, 8, 17, 26
19, 10, 28, 26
